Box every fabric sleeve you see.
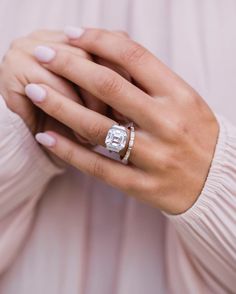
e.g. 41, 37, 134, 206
0, 95, 64, 274
165, 115, 236, 293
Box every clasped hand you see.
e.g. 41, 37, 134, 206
3, 28, 219, 214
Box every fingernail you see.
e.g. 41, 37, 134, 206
64, 26, 85, 39
34, 46, 56, 62
25, 84, 46, 102
35, 132, 56, 147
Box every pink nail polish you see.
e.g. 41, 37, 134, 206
64, 26, 85, 39
35, 133, 56, 147
34, 46, 56, 63
25, 84, 46, 102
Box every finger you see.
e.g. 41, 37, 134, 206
95, 30, 131, 122
65, 28, 184, 96
31, 41, 106, 115
13, 50, 82, 104
14, 33, 110, 115
95, 57, 131, 83
65, 27, 131, 81
35, 130, 145, 194
30, 28, 129, 42
25, 83, 150, 168
94, 56, 131, 122
28, 29, 68, 43
112, 30, 130, 38
79, 87, 108, 114
11, 37, 90, 60
33, 46, 153, 128
25, 83, 116, 146
1, 49, 82, 133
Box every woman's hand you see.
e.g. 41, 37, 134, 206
25, 28, 219, 215
0, 28, 129, 137
0, 29, 108, 166
0, 30, 88, 133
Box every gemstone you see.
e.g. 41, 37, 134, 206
105, 125, 128, 152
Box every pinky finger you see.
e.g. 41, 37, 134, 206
35, 131, 142, 192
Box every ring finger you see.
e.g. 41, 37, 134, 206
24, 83, 148, 167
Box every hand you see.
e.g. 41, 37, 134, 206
0, 29, 107, 166
0, 28, 129, 137
25, 28, 219, 215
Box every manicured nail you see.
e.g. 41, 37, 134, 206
35, 132, 56, 147
25, 84, 46, 102
64, 26, 85, 39
34, 46, 56, 62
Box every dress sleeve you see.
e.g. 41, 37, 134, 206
0, 95, 64, 274
165, 115, 236, 293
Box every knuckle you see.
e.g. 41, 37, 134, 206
121, 41, 148, 65
95, 70, 122, 96
189, 91, 205, 110
84, 122, 105, 143
163, 117, 189, 142
76, 48, 90, 59
158, 154, 175, 171
49, 100, 64, 117
173, 120, 189, 138
90, 157, 105, 178
122, 174, 141, 194
62, 147, 75, 165
77, 29, 107, 51
158, 148, 181, 171
121, 178, 136, 193
179, 87, 197, 102
122, 174, 157, 196
56, 51, 73, 74
87, 29, 105, 44
139, 176, 158, 195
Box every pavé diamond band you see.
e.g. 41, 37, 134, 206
121, 123, 135, 164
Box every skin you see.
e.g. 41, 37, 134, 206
0, 29, 127, 166
25, 28, 219, 215
0, 30, 90, 133
0, 30, 97, 166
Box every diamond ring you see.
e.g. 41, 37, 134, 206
105, 125, 128, 153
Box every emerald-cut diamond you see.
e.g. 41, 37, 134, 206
105, 125, 128, 152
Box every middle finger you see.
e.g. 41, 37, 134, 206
33, 46, 154, 129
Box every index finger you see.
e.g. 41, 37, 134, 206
33, 45, 154, 129
64, 28, 182, 96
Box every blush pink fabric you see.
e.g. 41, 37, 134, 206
0, 1, 235, 293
